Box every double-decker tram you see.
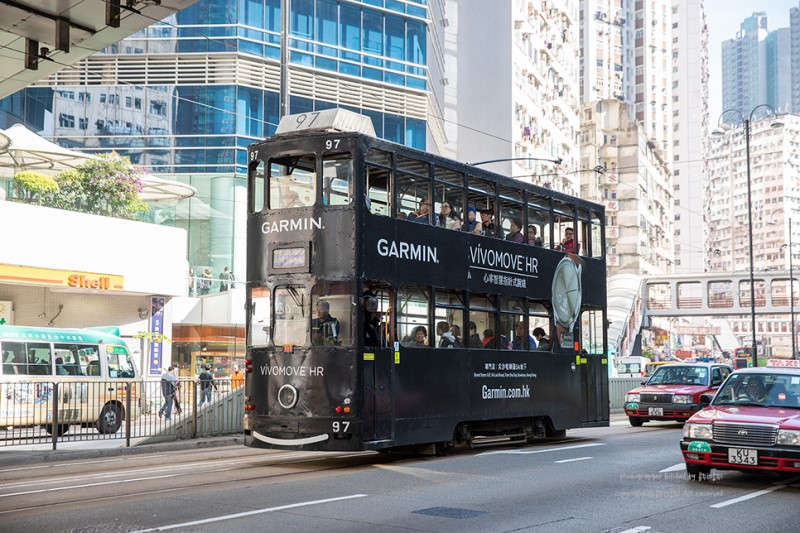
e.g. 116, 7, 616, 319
244, 109, 609, 453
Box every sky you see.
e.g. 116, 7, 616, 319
705, 0, 797, 122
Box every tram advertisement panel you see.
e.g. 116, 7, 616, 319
361, 214, 604, 305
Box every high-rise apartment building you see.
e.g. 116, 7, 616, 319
447, 0, 581, 194
722, 12, 794, 118
706, 114, 800, 356
671, 0, 709, 273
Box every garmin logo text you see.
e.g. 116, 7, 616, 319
377, 238, 439, 264
261, 217, 323, 234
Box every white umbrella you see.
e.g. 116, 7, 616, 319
0, 124, 96, 177
138, 173, 196, 202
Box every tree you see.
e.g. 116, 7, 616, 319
51, 153, 148, 219
12, 171, 59, 205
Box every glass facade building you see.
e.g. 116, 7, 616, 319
0, 0, 432, 275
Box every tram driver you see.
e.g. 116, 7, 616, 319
312, 301, 341, 346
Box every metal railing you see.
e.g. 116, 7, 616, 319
0, 378, 244, 449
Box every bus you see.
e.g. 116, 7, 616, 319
0, 325, 140, 436
244, 109, 609, 453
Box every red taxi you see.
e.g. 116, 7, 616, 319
624, 363, 732, 427
681, 360, 800, 480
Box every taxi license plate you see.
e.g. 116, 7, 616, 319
648, 407, 663, 416
728, 448, 758, 465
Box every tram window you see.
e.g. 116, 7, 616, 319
590, 212, 603, 258
434, 289, 465, 348
499, 187, 524, 243
553, 201, 577, 253
249, 159, 265, 213
364, 282, 393, 347
577, 209, 591, 257
499, 297, 526, 350
248, 287, 271, 347
396, 154, 429, 177
397, 175, 432, 223
269, 154, 316, 209
398, 285, 430, 347
273, 286, 307, 346
527, 194, 551, 248
469, 294, 497, 349
528, 302, 553, 352
322, 156, 353, 206
311, 283, 352, 347
581, 309, 604, 355
433, 182, 464, 230
366, 165, 391, 216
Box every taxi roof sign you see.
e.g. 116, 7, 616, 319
767, 359, 800, 368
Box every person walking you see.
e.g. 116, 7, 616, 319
198, 364, 218, 408
231, 364, 245, 389
158, 366, 179, 420
219, 266, 234, 292
199, 267, 213, 295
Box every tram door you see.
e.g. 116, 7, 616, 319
361, 347, 394, 441
580, 351, 609, 423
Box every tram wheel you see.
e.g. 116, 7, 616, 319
434, 441, 455, 456
44, 424, 69, 436
629, 417, 644, 427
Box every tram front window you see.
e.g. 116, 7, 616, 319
270, 155, 316, 209
274, 286, 307, 346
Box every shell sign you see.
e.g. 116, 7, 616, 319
0, 265, 123, 291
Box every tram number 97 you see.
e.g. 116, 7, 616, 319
325, 139, 340, 149
332, 421, 350, 433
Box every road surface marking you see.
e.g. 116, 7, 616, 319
128, 494, 368, 532
659, 464, 685, 473
710, 475, 800, 508
554, 456, 592, 464
478, 442, 604, 456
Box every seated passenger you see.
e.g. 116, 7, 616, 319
480, 209, 504, 238
527, 225, 543, 246
511, 323, 533, 350
464, 207, 483, 235
437, 202, 462, 230
408, 196, 437, 225
505, 219, 524, 243
55, 357, 68, 375
437, 321, 459, 348
467, 322, 483, 348
532, 327, 551, 350
410, 325, 428, 347
556, 227, 579, 254
482, 329, 497, 349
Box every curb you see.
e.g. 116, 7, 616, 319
0, 436, 244, 468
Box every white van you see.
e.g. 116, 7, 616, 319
615, 356, 649, 378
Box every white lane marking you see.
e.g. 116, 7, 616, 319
615, 527, 651, 533
554, 456, 592, 464
659, 464, 686, 473
710, 485, 785, 508
478, 442, 604, 456
128, 494, 368, 532
710, 475, 800, 508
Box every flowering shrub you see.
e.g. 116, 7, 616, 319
12, 171, 59, 204
50, 153, 148, 219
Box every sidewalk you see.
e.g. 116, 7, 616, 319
0, 435, 244, 468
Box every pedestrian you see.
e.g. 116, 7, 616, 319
219, 266, 234, 292
198, 364, 218, 407
231, 364, 245, 389
188, 267, 196, 296
200, 267, 213, 295
158, 366, 179, 420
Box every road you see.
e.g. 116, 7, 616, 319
0, 414, 797, 533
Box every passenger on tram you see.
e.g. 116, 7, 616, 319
533, 327, 551, 350
505, 218, 524, 243
464, 207, 483, 235
511, 323, 534, 350
437, 202, 462, 230
527, 225, 543, 246
397, 212, 408, 220
449, 324, 463, 347
436, 321, 459, 348
482, 329, 497, 349
408, 196, 437, 225
556, 227, 578, 253
410, 326, 428, 347
363, 293, 382, 346
311, 301, 341, 346
480, 208, 504, 238
467, 322, 483, 348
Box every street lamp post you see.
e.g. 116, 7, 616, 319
787, 219, 797, 358
713, 105, 784, 368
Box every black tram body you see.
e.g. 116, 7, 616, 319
244, 111, 608, 452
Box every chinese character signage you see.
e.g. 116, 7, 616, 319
148, 296, 165, 376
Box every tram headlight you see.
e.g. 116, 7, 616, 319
277, 384, 299, 409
